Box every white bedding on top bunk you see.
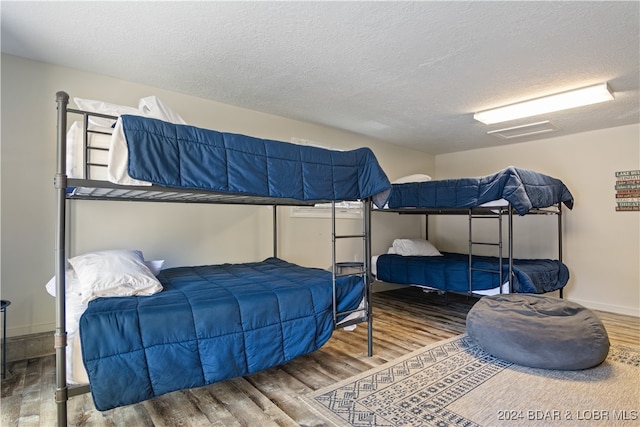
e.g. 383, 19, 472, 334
108, 119, 152, 186
381, 174, 509, 209
476, 198, 509, 208
378, 198, 509, 210
66, 121, 112, 181
66, 96, 187, 184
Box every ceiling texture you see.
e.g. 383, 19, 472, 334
1, 1, 639, 155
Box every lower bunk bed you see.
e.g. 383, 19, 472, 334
77, 257, 363, 411
373, 250, 569, 296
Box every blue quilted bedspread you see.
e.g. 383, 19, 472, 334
376, 252, 569, 294
121, 115, 391, 208
79, 258, 363, 411
386, 167, 574, 215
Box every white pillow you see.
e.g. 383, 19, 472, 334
43, 269, 88, 384
145, 259, 165, 276
89, 95, 187, 186
45, 267, 83, 298
138, 96, 187, 124
392, 174, 432, 184
74, 96, 187, 128
68, 249, 163, 303
73, 98, 141, 128
44, 269, 87, 333
45, 259, 163, 296
392, 238, 442, 256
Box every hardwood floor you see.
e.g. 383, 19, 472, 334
2, 288, 638, 426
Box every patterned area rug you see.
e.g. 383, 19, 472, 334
304, 335, 640, 426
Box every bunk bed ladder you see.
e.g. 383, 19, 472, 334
468, 206, 514, 294
331, 200, 373, 357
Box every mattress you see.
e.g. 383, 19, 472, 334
115, 115, 391, 207
374, 252, 569, 294
79, 257, 364, 410
66, 114, 392, 208
371, 255, 508, 296
385, 167, 574, 215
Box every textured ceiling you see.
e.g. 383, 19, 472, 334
1, 1, 639, 154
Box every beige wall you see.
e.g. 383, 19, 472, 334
1, 54, 435, 337
433, 125, 640, 316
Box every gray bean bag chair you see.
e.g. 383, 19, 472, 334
466, 294, 609, 370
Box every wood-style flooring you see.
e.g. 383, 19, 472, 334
2, 288, 639, 426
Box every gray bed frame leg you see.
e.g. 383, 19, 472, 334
272, 205, 278, 258
365, 200, 373, 357
558, 203, 564, 299
54, 91, 69, 426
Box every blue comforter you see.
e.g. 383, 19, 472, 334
79, 258, 363, 411
386, 167, 574, 215
376, 252, 569, 294
121, 115, 391, 208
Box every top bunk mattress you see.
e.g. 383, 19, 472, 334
385, 167, 574, 215
62, 96, 392, 208
118, 115, 391, 207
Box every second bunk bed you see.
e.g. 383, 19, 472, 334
53, 92, 392, 423
373, 167, 574, 297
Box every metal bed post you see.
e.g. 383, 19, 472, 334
82, 113, 90, 179
364, 199, 373, 357
424, 214, 429, 240
557, 203, 563, 298
508, 206, 514, 293
331, 201, 338, 326
54, 91, 69, 427
272, 205, 278, 258
468, 209, 473, 294
497, 207, 504, 293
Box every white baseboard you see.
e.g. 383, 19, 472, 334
372, 282, 639, 318
6, 321, 55, 339
569, 298, 640, 317
3, 331, 54, 362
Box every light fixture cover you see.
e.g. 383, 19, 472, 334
474, 83, 614, 125
487, 121, 559, 139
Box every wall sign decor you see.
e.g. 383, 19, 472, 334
615, 170, 640, 211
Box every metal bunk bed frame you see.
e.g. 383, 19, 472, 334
376, 203, 565, 298
53, 91, 373, 425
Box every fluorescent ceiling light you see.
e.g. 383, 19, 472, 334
474, 83, 614, 125
487, 121, 559, 139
